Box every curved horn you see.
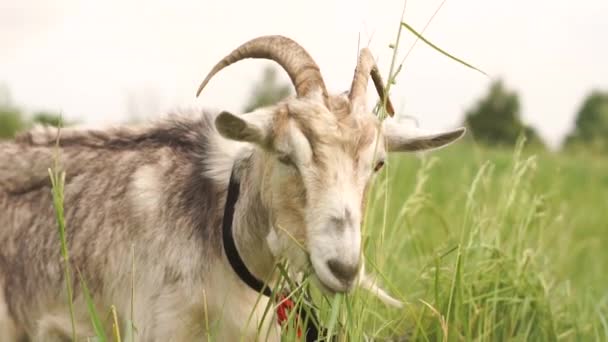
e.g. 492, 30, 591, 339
349, 48, 395, 117
196, 35, 328, 103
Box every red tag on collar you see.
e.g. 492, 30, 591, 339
276, 294, 303, 338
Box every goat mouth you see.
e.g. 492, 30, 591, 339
307, 257, 350, 294
311, 273, 339, 295
305, 257, 335, 294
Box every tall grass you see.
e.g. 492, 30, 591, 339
276, 140, 606, 341
44, 5, 608, 341
49, 128, 124, 341
49, 138, 608, 341
49, 159, 77, 341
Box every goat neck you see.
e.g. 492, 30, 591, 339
229, 152, 276, 286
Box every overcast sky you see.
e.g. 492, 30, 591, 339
1, 0, 606, 147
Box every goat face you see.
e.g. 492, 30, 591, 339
215, 95, 464, 292
201, 35, 466, 293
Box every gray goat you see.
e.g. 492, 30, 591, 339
0, 35, 465, 341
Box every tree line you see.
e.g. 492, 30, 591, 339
0, 85, 64, 138
243, 68, 608, 152
465, 80, 608, 152
1, 72, 606, 153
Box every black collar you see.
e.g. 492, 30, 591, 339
222, 168, 273, 297
221, 166, 325, 342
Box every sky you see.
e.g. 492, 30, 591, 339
0, 0, 606, 147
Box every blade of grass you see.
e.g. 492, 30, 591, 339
77, 268, 108, 342
129, 243, 136, 342
326, 293, 343, 340
124, 321, 135, 342
111, 305, 122, 342
48, 118, 77, 342
400, 0, 447, 66
378, 1, 408, 121
401, 21, 487, 76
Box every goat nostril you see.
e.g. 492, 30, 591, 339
327, 259, 359, 284
330, 208, 354, 232
330, 216, 346, 231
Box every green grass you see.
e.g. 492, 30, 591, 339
49, 164, 77, 341
309, 140, 608, 341
45, 5, 607, 340
259, 139, 608, 341
49, 139, 608, 341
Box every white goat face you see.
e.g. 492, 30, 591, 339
199, 35, 465, 293
214, 94, 465, 293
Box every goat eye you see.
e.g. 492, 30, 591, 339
278, 155, 295, 167
374, 160, 385, 172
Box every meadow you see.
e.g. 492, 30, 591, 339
316, 139, 608, 341
44, 78, 607, 342
48, 135, 607, 341
44, 16, 607, 342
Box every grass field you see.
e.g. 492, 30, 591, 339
48, 139, 608, 342
45, 103, 607, 339
47, 17, 608, 342
48, 137, 606, 341
304, 139, 608, 341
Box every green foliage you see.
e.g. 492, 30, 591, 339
0, 85, 65, 139
243, 66, 292, 112
222, 140, 608, 341
39, 9, 608, 339
48, 167, 77, 341
0, 107, 27, 139
264, 142, 607, 341
47, 140, 608, 341
564, 90, 608, 152
401, 21, 486, 76
33, 111, 64, 127
0, 84, 25, 138
50, 146, 118, 341
339, 142, 607, 341
465, 80, 544, 148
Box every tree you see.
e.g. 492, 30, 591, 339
243, 66, 292, 112
464, 80, 544, 147
0, 84, 66, 139
0, 108, 27, 139
563, 91, 608, 152
0, 85, 26, 139
32, 111, 64, 127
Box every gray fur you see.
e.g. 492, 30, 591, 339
0, 110, 276, 341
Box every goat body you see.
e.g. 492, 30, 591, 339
0, 35, 467, 341
0, 112, 277, 341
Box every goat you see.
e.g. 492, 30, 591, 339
0, 35, 465, 341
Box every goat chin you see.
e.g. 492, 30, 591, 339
298, 269, 404, 308
358, 273, 404, 309
288, 260, 404, 308
288, 265, 402, 308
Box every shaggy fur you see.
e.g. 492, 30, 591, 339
0, 109, 280, 341
0, 31, 469, 341
0, 89, 464, 341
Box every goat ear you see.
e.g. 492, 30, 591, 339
383, 118, 466, 152
215, 111, 271, 146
